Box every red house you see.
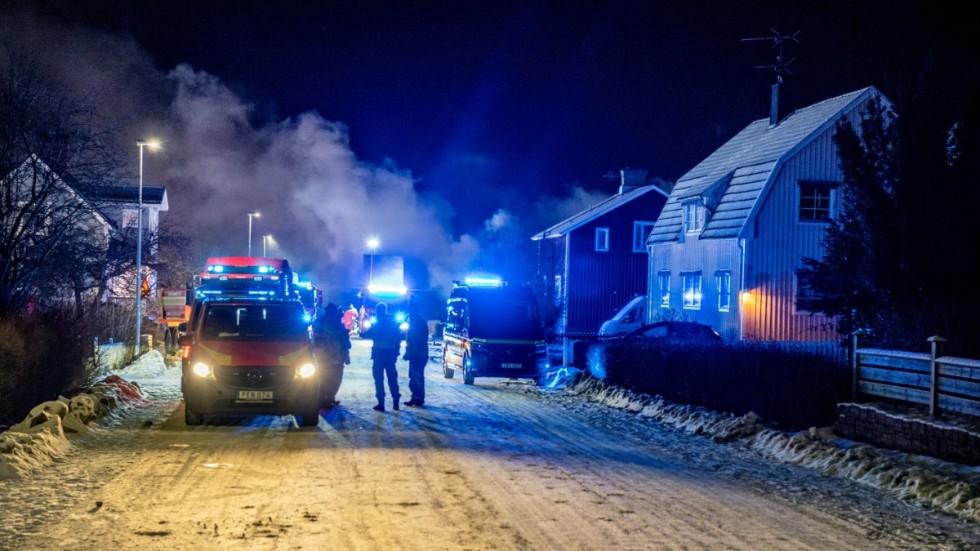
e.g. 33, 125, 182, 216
532, 169, 670, 340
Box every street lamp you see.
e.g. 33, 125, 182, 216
263, 234, 272, 257
247, 211, 260, 256
135, 139, 160, 358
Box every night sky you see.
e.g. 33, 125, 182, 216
2, 1, 976, 288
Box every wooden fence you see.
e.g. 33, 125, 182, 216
852, 334, 980, 418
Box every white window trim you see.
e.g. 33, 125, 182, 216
681, 271, 702, 310
798, 181, 838, 223
632, 221, 656, 252
595, 227, 609, 252
658, 271, 670, 308
683, 200, 705, 234
716, 270, 731, 312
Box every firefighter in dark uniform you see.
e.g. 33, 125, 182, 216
403, 301, 429, 407
313, 303, 351, 409
362, 302, 401, 412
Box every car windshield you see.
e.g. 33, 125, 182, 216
469, 298, 543, 340
202, 304, 308, 341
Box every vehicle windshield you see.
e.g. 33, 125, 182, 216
202, 304, 309, 341
469, 298, 543, 339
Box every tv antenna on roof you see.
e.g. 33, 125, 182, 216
742, 28, 800, 84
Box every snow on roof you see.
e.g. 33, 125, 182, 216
649, 87, 880, 244
532, 184, 668, 240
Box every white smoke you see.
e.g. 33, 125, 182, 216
0, 6, 612, 295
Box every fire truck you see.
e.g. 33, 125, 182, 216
195, 256, 295, 300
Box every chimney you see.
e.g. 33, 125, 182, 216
769, 82, 780, 126
619, 168, 648, 194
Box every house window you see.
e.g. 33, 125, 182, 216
715, 270, 732, 312
798, 181, 837, 222
683, 200, 705, 233
122, 209, 138, 229
795, 272, 817, 313
681, 272, 702, 310
633, 221, 656, 252
657, 271, 670, 308
595, 227, 609, 252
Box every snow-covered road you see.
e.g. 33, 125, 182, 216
1, 338, 978, 550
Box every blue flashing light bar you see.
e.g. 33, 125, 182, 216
368, 284, 408, 297
464, 275, 503, 287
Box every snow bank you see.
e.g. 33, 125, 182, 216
564, 376, 980, 524
0, 351, 164, 480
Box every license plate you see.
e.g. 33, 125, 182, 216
501, 362, 522, 369
238, 390, 273, 400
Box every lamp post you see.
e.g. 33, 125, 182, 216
247, 211, 260, 256
134, 139, 160, 358
263, 234, 272, 257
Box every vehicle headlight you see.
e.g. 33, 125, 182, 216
469, 341, 487, 353
192, 362, 214, 378
399, 321, 409, 332
297, 363, 317, 379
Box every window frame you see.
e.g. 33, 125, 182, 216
595, 227, 610, 252
715, 270, 732, 312
632, 221, 656, 252
798, 181, 837, 223
657, 271, 670, 308
683, 200, 705, 234
681, 271, 702, 310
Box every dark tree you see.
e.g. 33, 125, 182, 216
799, 86, 980, 356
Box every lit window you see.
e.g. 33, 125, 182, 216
799, 181, 837, 222
683, 201, 705, 233
633, 221, 656, 252
681, 272, 702, 310
595, 227, 609, 252
715, 270, 731, 312
658, 272, 670, 308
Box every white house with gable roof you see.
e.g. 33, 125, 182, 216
647, 86, 889, 342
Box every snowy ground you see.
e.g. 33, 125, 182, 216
542, 368, 980, 525
0, 344, 978, 549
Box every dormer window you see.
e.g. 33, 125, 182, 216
683, 200, 705, 233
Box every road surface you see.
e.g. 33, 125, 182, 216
2, 338, 977, 550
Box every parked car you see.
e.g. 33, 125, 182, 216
619, 321, 722, 343
588, 320, 721, 379
178, 297, 320, 426
598, 295, 646, 337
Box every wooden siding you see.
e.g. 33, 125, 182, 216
744, 126, 848, 342
649, 238, 740, 338
557, 192, 665, 335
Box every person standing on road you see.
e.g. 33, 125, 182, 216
313, 303, 351, 409
403, 301, 429, 407
362, 302, 401, 412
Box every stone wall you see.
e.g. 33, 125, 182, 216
835, 402, 980, 466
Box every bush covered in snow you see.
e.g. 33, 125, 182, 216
595, 341, 850, 430
0, 310, 100, 427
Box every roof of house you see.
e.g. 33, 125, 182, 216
648, 86, 882, 244
91, 185, 169, 210
532, 184, 669, 240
